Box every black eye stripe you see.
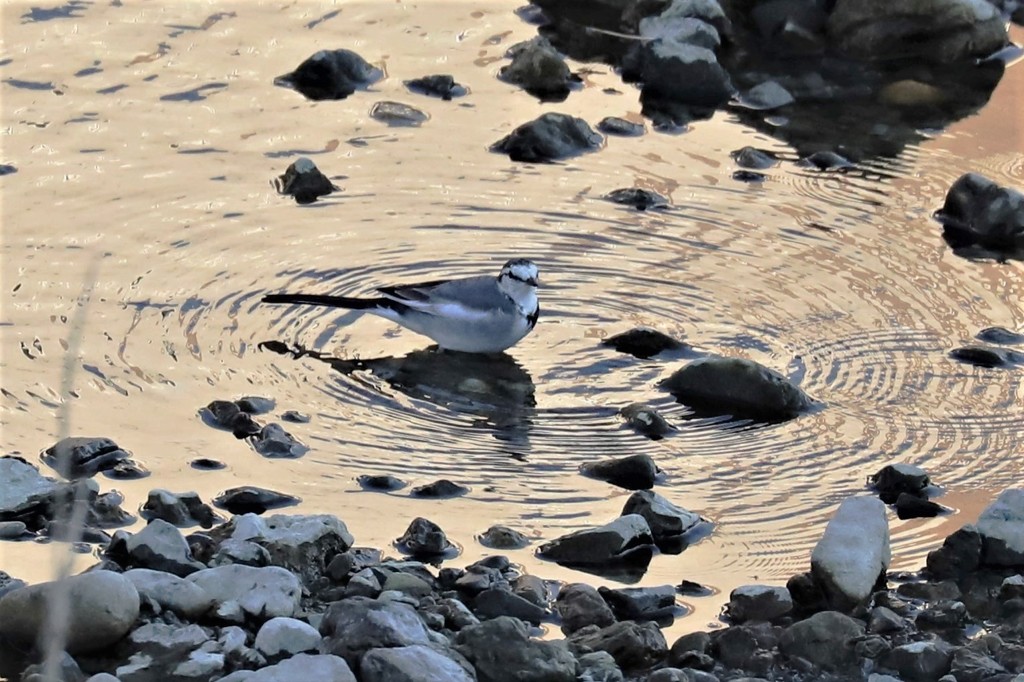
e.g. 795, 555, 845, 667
503, 272, 537, 285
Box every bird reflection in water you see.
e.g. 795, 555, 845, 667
259, 341, 536, 448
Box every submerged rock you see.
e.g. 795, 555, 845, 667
357, 474, 406, 491
597, 116, 645, 137
404, 74, 467, 100
619, 403, 674, 440
274, 48, 383, 100
273, 157, 339, 205
797, 150, 854, 171
410, 479, 469, 498
621, 490, 703, 549
810, 496, 890, 611
213, 486, 301, 514
605, 188, 670, 211
580, 454, 660, 490
140, 489, 219, 528
660, 356, 815, 421
250, 423, 308, 458
976, 326, 1024, 345
41, 436, 133, 478
949, 345, 1024, 367
499, 37, 579, 101
395, 517, 456, 558
478, 524, 531, 549
369, 101, 428, 127
937, 173, 1024, 259
490, 112, 602, 162
601, 327, 687, 359
868, 463, 931, 504
538, 514, 655, 576
731, 146, 779, 170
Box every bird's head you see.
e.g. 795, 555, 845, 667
497, 258, 539, 310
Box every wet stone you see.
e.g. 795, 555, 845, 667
926, 526, 982, 580
280, 410, 310, 423
619, 403, 674, 440
474, 587, 547, 624
499, 37, 579, 102
733, 170, 767, 183
950, 345, 1022, 368
490, 112, 602, 163
731, 146, 779, 170
977, 326, 1024, 345
357, 474, 406, 492
396, 517, 456, 558
869, 463, 931, 504
538, 514, 655, 575
404, 74, 467, 100
601, 327, 687, 359
212, 486, 301, 514
102, 459, 151, 480
237, 396, 275, 414
567, 620, 669, 671
597, 116, 645, 137
0, 164, 16, 176
605, 188, 670, 211
274, 48, 383, 101
600, 584, 677, 622
797, 150, 854, 171
0, 521, 28, 539
250, 423, 308, 458
410, 479, 468, 498
42, 436, 132, 478
369, 101, 428, 127
478, 524, 530, 549
895, 492, 947, 519
273, 158, 339, 205
580, 454, 659, 490
202, 400, 262, 437
140, 489, 219, 528
727, 585, 794, 623
190, 458, 226, 471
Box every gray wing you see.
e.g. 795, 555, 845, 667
378, 275, 514, 318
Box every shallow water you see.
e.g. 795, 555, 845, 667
1, 0, 1023, 637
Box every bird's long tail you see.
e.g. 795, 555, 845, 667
262, 293, 385, 310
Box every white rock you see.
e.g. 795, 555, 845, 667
0, 571, 139, 654
218, 653, 356, 682
811, 496, 890, 609
361, 644, 474, 682
0, 457, 61, 514
728, 584, 793, 622
186, 565, 301, 619
85, 674, 123, 682
124, 568, 214, 619
125, 519, 205, 576
128, 622, 209, 650
254, 617, 321, 657
173, 649, 225, 678
977, 489, 1024, 565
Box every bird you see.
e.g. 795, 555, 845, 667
262, 258, 540, 354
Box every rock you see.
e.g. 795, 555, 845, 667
827, 0, 1006, 63
361, 644, 475, 682
927, 526, 982, 579
404, 74, 467, 100
201, 400, 262, 437
410, 479, 469, 498
580, 454, 659, 490
779, 611, 865, 670
124, 568, 214, 619
190, 458, 225, 470
869, 463, 930, 504
254, 617, 321, 657
320, 596, 433, 665
619, 404, 674, 440
490, 112, 602, 163
731, 146, 779, 170
0, 521, 27, 539
213, 486, 301, 514
456, 616, 577, 682
915, 599, 967, 629
41, 437, 132, 478
229, 513, 354, 587
101, 459, 150, 480
273, 158, 339, 205
127, 620, 210, 654
186, 565, 301, 619
577, 651, 624, 682
597, 117, 645, 137
660, 356, 815, 421
280, 410, 310, 423
237, 396, 275, 414
897, 579, 961, 601
951, 646, 1007, 680
499, 37, 578, 101
140, 489, 219, 528
869, 606, 907, 634
0, 571, 139, 654
396, 517, 455, 557
977, 326, 1024, 345
478, 525, 530, 549
602, 327, 687, 359
895, 492, 947, 519
737, 80, 794, 110
381, 572, 433, 598
250, 423, 307, 458
711, 625, 762, 671
977, 489, 1024, 565
123, 519, 206, 576
937, 173, 1024, 258
881, 640, 954, 681
537, 514, 655, 575
949, 345, 1023, 367
637, 40, 734, 109
369, 101, 428, 127
621, 490, 702, 548
22, 653, 86, 682
345, 567, 383, 598
274, 48, 383, 100
568, 620, 668, 670
727, 585, 793, 623
810, 496, 890, 610
555, 583, 617, 634
0, 456, 62, 519
358, 474, 406, 491
797, 151, 854, 171
599, 585, 677, 622
218, 653, 355, 682
474, 587, 547, 624
639, 12, 722, 49
326, 547, 382, 581
732, 170, 767, 182
604, 188, 669, 211
668, 631, 711, 669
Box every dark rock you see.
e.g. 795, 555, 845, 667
977, 326, 1024, 345
369, 101, 428, 127
576, 651, 624, 682
538, 515, 655, 580
915, 599, 967, 629
555, 583, 616, 634
668, 631, 711, 669
599, 584, 677, 622
635, 39, 734, 109
474, 588, 546, 624
123, 518, 206, 576
927, 526, 982, 579
619, 403, 674, 440
410, 479, 469, 498
41, 437, 132, 478
273, 157, 339, 205
950, 345, 1022, 368
190, 458, 225, 471
140, 489, 219, 529
567, 620, 668, 670
977, 490, 1024, 566
201, 400, 262, 437
881, 640, 953, 681
779, 611, 865, 670
897, 579, 961, 601
597, 116, 645, 137
937, 173, 1024, 259
737, 80, 795, 110
455, 616, 576, 682
320, 596, 433, 666
621, 490, 702, 548
895, 492, 947, 519
869, 463, 930, 504
731, 146, 779, 170
490, 112, 602, 162
0, 456, 64, 524
396, 517, 456, 557
602, 327, 687, 359
250, 423, 308, 458
732, 170, 767, 182
951, 646, 1007, 680
361, 644, 474, 682
212, 486, 301, 515
101, 459, 150, 480
404, 74, 468, 100
726, 585, 793, 623
280, 410, 311, 423
660, 356, 815, 421
710, 624, 760, 670
237, 396, 275, 414
0, 164, 16, 176
512, 574, 548, 607
677, 580, 713, 597
605, 188, 669, 211
478, 525, 530, 549
326, 547, 382, 581
868, 606, 907, 634
499, 37, 579, 101
580, 454, 659, 490
358, 474, 406, 491
274, 48, 383, 100
797, 150, 854, 171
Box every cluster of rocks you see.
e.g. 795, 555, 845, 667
6, 473, 1024, 682
200, 397, 308, 459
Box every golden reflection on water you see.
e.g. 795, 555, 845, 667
1, 1, 1023, 639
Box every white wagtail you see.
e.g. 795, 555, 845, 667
262, 259, 540, 353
